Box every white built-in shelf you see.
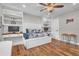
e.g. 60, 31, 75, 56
3, 9, 22, 17
42, 20, 51, 32
3, 14, 22, 19
2, 8, 23, 26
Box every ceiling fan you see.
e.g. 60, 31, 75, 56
39, 3, 64, 13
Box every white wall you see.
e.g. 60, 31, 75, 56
56, 9, 79, 43
23, 13, 42, 33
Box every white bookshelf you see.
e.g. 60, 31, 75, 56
2, 8, 23, 26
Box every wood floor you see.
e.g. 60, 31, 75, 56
12, 39, 79, 56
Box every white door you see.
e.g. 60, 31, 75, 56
51, 18, 59, 39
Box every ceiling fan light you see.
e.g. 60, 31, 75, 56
43, 17, 47, 21
73, 3, 76, 5
22, 4, 26, 8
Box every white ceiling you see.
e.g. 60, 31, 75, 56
1, 3, 79, 17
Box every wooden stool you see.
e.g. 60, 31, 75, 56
62, 33, 74, 44
67, 33, 72, 44
69, 34, 77, 48
62, 33, 77, 48
62, 33, 68, 41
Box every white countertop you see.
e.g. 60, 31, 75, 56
2, 34, 23, 38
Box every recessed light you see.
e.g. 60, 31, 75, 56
72, 3, 76, 5
43, 17, 47, 21
22, 4, 26, 8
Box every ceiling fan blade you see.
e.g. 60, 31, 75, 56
39, 3, 47, 6
40, 8, 47, 12
54, 5, 64, 8
49, 10, 53, 13
47, 3, 56, 6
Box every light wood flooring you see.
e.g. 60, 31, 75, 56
12, 39, 79, 56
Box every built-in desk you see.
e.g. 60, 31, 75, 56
2, 34, 23, 38
2, 32, 23, 38
2, 33, 23, 45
